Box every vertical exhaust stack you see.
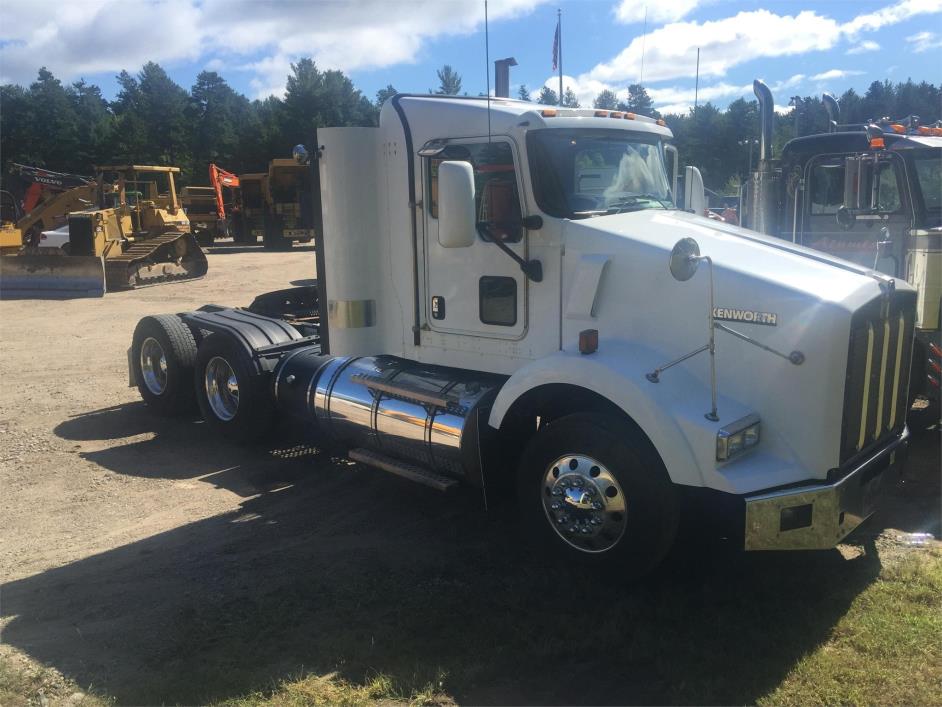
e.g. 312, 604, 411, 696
823, 93, 840, 132
742, 79, 780, 236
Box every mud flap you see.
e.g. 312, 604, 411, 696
0, 254, 106, 298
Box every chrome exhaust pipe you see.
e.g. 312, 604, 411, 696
753, 79, 774, 163
823, 93, 840, 132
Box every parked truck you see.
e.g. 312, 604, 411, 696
129, 95, 915, 574
743, 80, 941, 410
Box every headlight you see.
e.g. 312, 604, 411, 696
716, 413, 761, 462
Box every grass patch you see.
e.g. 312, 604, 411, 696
0, 653, 109, 707
759, 547, 942, 706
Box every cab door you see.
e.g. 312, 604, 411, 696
422, 137, 528, 340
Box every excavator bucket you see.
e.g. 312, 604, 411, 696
0, 253, 106, 298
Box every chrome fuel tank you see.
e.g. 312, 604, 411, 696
274, 350, 502, 483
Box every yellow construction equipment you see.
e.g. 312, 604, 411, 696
0, 165, 208, 298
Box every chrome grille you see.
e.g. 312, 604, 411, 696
840, 290, 916, 465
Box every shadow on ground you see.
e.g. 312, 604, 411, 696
4, 408, 936, 704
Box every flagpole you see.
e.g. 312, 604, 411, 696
558, 8, 563, 106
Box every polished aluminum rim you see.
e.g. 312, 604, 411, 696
140, 337, 168, 396
542, 454, 627, 553
204, 356, 239, 421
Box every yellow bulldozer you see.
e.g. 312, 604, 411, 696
0, 165, 208, 298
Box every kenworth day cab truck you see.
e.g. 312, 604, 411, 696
129, 95, 915, 574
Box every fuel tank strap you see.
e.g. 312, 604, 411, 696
350, 373, 455, 410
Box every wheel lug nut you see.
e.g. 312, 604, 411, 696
593, 501, 603, 510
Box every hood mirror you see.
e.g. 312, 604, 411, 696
669, 237, 701, 281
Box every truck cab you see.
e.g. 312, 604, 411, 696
129, 95, 916, 575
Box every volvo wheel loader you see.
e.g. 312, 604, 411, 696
1, 165, 208, 298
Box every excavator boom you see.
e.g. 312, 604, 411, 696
209, 163, 240, 220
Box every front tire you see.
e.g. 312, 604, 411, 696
516, 412, 678, 576
194, 333, 273, 441
131, 314, 198, 415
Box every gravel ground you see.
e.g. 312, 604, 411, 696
0, 242, 938, 705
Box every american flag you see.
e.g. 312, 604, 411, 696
552, 19, 560, 70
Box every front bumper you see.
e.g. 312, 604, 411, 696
744, 428, 909, 550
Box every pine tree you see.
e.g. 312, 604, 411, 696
593, 89, 618, 110
537, 86, 558, 105
376, 84, 398, 106
517, 84, 531, 101
562, 88, 580, 108
433, 65, 462, 95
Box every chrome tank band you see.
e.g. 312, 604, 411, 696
273, 350, 501, 481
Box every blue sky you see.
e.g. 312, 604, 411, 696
1, 0, 940, 114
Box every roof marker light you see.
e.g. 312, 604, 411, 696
610, 111, 623, 118
889, 124, 905, 133
624, 112, 636, 120
541, 108, 558, 117
594, 110, 609, 117
656, 118, 667, 126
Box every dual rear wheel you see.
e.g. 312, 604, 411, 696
130, 316, 272, 440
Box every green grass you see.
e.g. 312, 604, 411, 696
210, 547, 942, 707
0, 654, 109, 707
759, 548, 942, 706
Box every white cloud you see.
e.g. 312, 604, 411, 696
0, 0, 547, 97
810, 69, 865, 81
613, 0, 700, 24
548, 0, 941, 115
847, 40, 881, 54
907, 30, 942, 52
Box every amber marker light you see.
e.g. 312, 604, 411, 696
579, 329, 599, 355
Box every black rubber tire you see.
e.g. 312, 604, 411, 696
131, 314, 199, 416
194, 333, 274, 442
516, 412, 678, 577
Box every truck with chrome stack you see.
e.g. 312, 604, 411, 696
743, 79, 941, 412
128, 95, 915, 575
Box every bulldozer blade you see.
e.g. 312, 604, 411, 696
0, 254, 106, 299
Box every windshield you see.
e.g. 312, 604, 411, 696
527, 129, 674, 219
913, 151, 942, 226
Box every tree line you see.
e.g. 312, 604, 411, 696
2, 59, 939, 195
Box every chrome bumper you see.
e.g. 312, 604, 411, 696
744, 428, 909, 551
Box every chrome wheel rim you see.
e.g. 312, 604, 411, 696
140, 337, 168, 396
542, 454, 627, 553
204, 356, 239, 421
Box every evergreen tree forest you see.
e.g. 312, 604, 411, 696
2, 59, 939, 194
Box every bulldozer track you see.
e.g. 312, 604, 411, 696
106, 231, 208, 290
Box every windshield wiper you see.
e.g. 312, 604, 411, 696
605, 194, 672, 214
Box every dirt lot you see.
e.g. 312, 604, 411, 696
1, 243, 939, 705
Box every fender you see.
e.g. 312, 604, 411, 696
487, 339, 754, 490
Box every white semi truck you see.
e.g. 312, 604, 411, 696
129, 95, 915, 574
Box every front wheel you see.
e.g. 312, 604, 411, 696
516, 412, 678, 576
194, 333, 273, 441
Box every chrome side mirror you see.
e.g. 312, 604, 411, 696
669, 237, 701, 281
292, 144, 310, 165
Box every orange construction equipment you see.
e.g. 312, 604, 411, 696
209, 163, 240, 221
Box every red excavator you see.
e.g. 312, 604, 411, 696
180, 163, 242, 245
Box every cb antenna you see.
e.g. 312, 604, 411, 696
485, 0, 492, 143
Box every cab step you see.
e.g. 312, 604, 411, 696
348, 448, 459, 492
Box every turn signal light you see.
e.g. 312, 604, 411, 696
870, 137, 885, 149
579, 329, 598, 355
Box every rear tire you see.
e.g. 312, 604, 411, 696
131, 314, 199, 416
516, 412, 678, 578
194, 333, 274, 442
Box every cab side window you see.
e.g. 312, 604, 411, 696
809, 161, 844, 215
427, 141, 522, 243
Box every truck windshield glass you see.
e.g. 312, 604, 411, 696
913, 152, 942, 221
527, 129, 673, 219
